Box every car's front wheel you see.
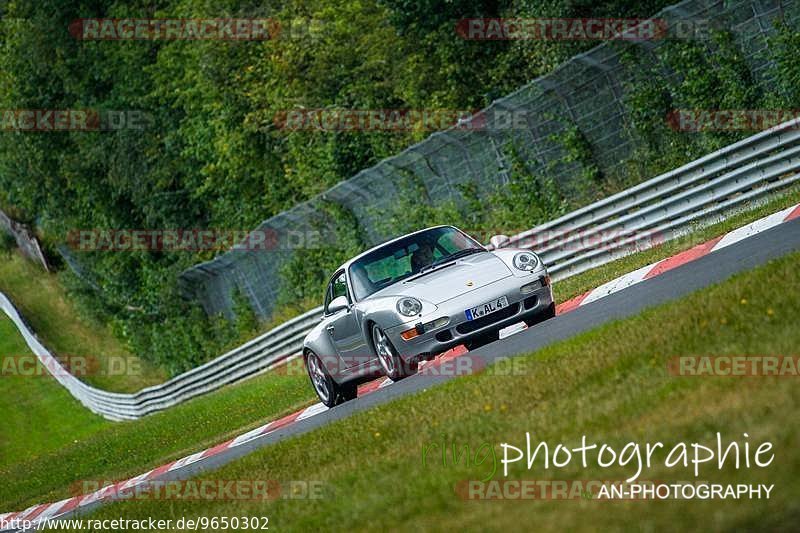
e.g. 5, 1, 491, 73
371, 324, 417, 381
305, 351, 357, 407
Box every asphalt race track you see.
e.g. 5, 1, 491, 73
12, 216, 800, 527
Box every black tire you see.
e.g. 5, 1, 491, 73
305, 351, 357, 407
371, 324, 417, 381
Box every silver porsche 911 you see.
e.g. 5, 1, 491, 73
302, 225, 554, 406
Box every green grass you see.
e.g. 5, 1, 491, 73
0, 253, 165, 392
0, 354, 313, 511
553, 187, 800, 303
0, 255, 320, 512
78, 252, 800, 531
0, 252, 319, 510
0, 316, 107, 469
2, 191, 798, 521
1, 185, 793, 394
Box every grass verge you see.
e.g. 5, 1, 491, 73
0, 316, 107, 469
0, 354, 312, 511
1, 187, 797, 394
2, 192, 798, 519
552, 187, 800, 302
79, 251, 800, 531
0, 253, 165, 392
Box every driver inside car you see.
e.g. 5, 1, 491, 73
410, 240, 435, 273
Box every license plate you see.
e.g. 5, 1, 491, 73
499, 321, 527, 339
465, 296, 509, 321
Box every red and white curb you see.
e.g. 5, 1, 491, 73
2, 201, 799, 530
556, 202, 800, 313
0, 345, 468, 531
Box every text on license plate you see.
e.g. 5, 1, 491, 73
465, 296, 509, 321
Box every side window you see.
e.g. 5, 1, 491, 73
325, 271, 348, 314
331, 272, 347, 300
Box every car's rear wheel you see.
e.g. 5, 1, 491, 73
371, 324, 417, 381
305, 351, 357, 407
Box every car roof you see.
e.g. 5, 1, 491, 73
336, 225, 457, 273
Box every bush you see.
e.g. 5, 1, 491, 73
0, 0, 791, 374
1, 232, 16, 256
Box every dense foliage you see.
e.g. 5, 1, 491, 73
0, 0, 796, 374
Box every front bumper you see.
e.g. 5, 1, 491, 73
385, 273, 554, 360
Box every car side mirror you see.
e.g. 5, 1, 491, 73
489, 234, 511, 249
327, 295, 349, 314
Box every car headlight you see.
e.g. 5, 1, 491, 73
396, 297, 422, 317
512, 251, 540, 271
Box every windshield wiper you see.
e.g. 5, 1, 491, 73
418, 247, 484, 274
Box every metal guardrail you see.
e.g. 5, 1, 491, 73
504, 117, 800, 278
3, 117, 799, 420
0, 294, 322, 421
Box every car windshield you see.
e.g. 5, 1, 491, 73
349, 226, 483, 300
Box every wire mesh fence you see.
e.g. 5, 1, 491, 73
0, 208, 49, 270
176, 0, 797, 319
